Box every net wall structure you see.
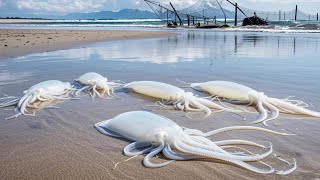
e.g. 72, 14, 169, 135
227, 0, 319, 21
144, 0, 228, 25
144, 0, 177, 23
144, 0, 319, 23
236, 6, 318, 21
179, 0, 226, 19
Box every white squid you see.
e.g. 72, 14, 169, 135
190, 81, 320, 125
124, 81, 240, 117
75, 72, 123, 99
95, 111, 296, 174
0, 80, 75, 119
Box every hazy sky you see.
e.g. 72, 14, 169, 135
0, 0, 319, 16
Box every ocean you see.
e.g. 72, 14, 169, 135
1, 19, 320, 33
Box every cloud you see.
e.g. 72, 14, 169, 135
15, 0, 107, 13
0, 0, 319, 16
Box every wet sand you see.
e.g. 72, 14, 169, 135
1, 85, 319, 180
0, 29, 170, 59
0, 31, 320, 179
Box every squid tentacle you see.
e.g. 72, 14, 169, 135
190, 99, 212, 117
5, 95, 34, 119
181, 135, 227, 154
221, 146, 259, 156
184, 98, 195, 111
180, 136, 273, 162
250, 95, 268, 124
175, 101, 184, 111
173, 139, 274, 174
93, 85, 104, 99
183, 128, 205, 136
155, 101, 172, 109
196, 97, 239, 112
262, 101, 280, 126
188, 135, 214, 145
143, 141, 175, 168
38, 93, 52, 101
214, 97, 240, 111
0, 98, 20, 107
0, 94, 17, 100
110, 88, 122, 99
185, 100, 205, 112
76, 86, 91, 95
124, 142, 154, 156
163, 144, 197, 160
19, 95, 33, 115
276, 105, 296, 114
29, 94, 38, 104
214, 140, 267, 148
105, 87, 111, 97
267, 97, 320, 117
275, 158, 297, 175
203, 126, 294, 137
282, 96, 309, 107
90, 85, 98, 100
18, 93, 30, 108
5, 112, 23, 120
162, 99, 174, 105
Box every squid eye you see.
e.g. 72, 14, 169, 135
151, 141, 158, 145
163, 134, 168, 139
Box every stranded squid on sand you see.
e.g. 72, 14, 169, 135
189, 81, 320, 125
95, 111, 296, 174
124, 81, 239, 117
0, 80, 75, 119
75, 72, 123, 99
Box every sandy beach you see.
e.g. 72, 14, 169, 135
0, 29, 170, 59
0, 30, 320, 180
0, 19, 54, 23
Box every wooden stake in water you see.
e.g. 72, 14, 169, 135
234, 3, 238, 26
295, 5, 298, 21
279, 9, 281, 21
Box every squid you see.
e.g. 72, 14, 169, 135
95, 111, 296, 175
75, 72, 123, 99
0, 80, 75, 119
124, 81, 239, 117
190, 81, 320, 125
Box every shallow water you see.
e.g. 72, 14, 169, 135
0, 30, 320, 179
1, 19, 320, 33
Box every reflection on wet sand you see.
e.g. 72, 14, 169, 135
8, 31, 320, 64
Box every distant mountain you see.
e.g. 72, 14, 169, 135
62, 9, 158, 20
62, 8, 234, 20
1, 8, 235, 20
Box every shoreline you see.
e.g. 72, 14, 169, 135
0, 29, 171, 59
0, 19, 54, 23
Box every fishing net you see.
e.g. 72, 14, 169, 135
144, 0, 226, 24
144, 0, 319, 23
227, 0, 318, 21
179, 0, 226, 19
144, 0, 180, 23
